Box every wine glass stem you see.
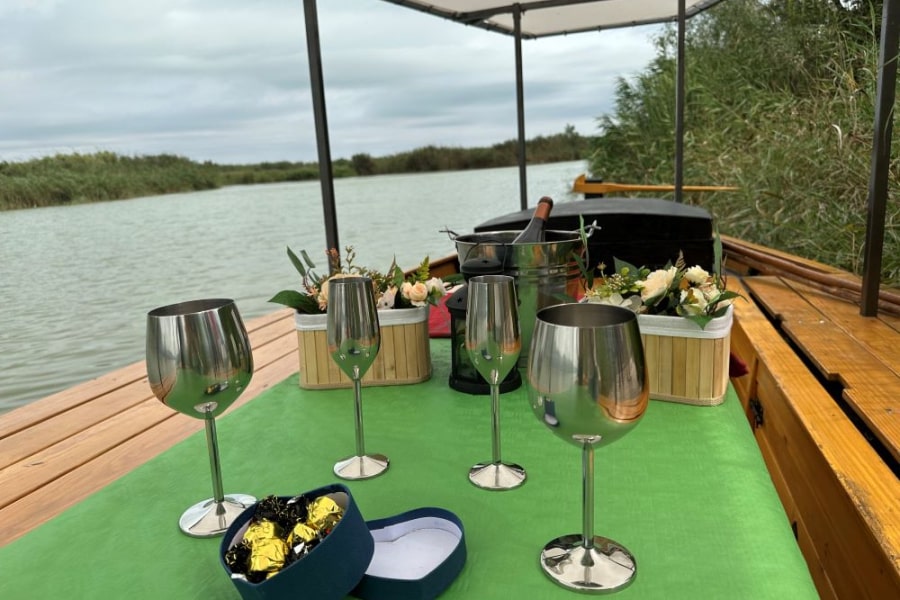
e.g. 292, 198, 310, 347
353, 376, 367, 456
204, 412, 225, 504
490, 382, 502, 464
581, 441, 595, 552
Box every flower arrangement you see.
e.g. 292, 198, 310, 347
269, 246, 446, 315
583, 250, 741, 330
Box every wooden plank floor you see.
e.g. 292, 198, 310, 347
0, 308, 299, 547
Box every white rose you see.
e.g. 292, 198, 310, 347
425, 277, 446, 297
685, 266, 710, 285
583, 292, 643, 313
640, 267, 677, 301
679, 288, 708, 315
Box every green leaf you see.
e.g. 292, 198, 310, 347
268, 290, 310, 310
574, 253, 593, 290
686, 314, 714, 330
287, 247, 312, 277
613, 257, 642, 276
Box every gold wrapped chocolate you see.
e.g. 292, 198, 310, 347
288, 522, 319, 547
249, 537, 289, 579
307, 496, 343, 532
243, 519, 282, 546
226, 493, 346, 582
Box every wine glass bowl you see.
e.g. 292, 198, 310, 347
326, 276, 389, 480
465, 274, 526, 490
528, 303, 648, 447
145, 298, 256, 537
526, 302, 649, 593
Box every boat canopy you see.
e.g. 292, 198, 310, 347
302, 0, 897, 316
380, 0, 725, 38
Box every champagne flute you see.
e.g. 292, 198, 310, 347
145, 298, 256, 537
526, 303, 649, 592
327, 276, 389, 480
466, 274, 526, 490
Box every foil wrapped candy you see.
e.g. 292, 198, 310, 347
224, 494, 344, 583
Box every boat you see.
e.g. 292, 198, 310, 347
2, 2, 898, 598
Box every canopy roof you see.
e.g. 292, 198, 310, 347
382, 0, 726, 38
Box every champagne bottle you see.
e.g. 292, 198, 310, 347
511, 196, 554, 243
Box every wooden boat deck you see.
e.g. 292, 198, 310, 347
1, 243, 899, 599
0, 308, 299, 547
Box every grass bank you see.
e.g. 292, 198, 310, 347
0, 128, 590, 211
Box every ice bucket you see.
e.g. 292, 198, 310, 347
454, 230, 583, 366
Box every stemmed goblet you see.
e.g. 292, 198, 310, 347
526, 303, 649, 592
466, 274, 526, 490
327, 276, 389, 480
145, 298, 256, 537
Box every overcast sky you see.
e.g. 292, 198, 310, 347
1, 0, 663, 165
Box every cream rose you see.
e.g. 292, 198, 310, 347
317, 273, 352, 311
640, 267, 677, 301
401, 281, 429, 306
684, 266, 710, 285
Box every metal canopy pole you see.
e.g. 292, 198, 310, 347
303, 0, 339, 252
513, 4, 528, 210
861, 0, 899, 317
674, 0, 686, 204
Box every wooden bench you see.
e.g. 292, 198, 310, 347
724, 247, 900, 599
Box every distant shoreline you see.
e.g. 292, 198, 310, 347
0, 129, 591, 211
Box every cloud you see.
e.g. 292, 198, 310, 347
0, 0, 661, 164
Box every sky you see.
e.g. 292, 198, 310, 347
1, 0, 663, 165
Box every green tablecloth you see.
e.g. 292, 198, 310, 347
0, 340, 817, 599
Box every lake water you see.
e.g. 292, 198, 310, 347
0, 160, 587, 413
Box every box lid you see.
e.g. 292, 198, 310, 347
352, 507, 467, 600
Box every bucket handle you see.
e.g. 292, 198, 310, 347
442, 220, 599, 242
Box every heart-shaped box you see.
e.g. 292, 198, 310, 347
219, 483, 373, 600
353, 507, 467, 600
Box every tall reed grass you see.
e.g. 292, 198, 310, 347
590, 0, 898, 287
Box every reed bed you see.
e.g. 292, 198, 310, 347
590, 0, 898, 287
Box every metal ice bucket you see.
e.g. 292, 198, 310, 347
454, 230, 583, 366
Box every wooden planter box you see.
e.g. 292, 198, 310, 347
294, 306, 432, 389
638, 306, 733, 406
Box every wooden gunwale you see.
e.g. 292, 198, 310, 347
724, 244, 900, 600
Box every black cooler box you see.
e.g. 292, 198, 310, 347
474, 197, 714, 273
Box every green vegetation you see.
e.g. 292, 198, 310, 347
590, 0, 898, 286
0, 127, 590, 210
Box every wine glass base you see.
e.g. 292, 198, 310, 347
468, 461, 527, 490
178, 493, 257, 538
334, 454, 390, 480
539, 534, 637, 593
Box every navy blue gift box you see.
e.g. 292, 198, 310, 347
220, 484, 466, 600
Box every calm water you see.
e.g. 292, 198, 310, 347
0, 160, 586, 413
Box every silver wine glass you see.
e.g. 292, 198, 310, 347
145, 298, 256, 537
526, 303, 649, 593
327, 276, 389, 480
465, 274, 526, 490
